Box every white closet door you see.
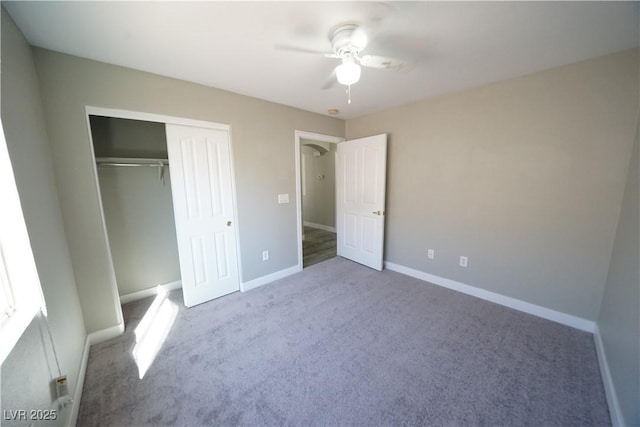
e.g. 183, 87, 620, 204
336, 134, 387, 271
166, 124, 239, 307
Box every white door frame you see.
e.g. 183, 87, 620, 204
294, 130, 344, 269
85, 106, 243, 307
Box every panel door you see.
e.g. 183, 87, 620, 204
336, 134, 387, 271
166, 124, 239, 307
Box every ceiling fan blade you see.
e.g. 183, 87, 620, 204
359, 54, 415, 72
361, 31, 433, 68
320, 68, 337, 90
274, 44, 332, 56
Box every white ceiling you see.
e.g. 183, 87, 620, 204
5, 1, 639, 119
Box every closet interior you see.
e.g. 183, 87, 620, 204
89, 115, 181, 301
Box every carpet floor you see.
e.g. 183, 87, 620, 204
77, 257, 609, 426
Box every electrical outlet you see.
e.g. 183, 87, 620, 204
262, 250, 269, 261
459, 256, 468, 267
427, 249, 435, 259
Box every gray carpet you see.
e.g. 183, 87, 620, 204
78, 257, 610, 426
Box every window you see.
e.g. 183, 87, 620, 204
0, 122, 45, 364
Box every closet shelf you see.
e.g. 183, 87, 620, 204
95, 157, 169, 167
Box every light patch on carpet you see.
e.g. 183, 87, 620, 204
132, 287, 178, 379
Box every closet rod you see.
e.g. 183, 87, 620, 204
95, 157, 169, 168
96, 162, 167, 167
95, 157, 170, 182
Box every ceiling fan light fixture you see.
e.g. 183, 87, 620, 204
336, 58, 361, 85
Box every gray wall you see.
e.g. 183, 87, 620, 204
98, 167, 180, 296
1, 8, 86, 422
91, 117, 181, 296
597, 121, 639, 427
32, 48, 344, 333
346, 48, 639, 321
302, 143, 336, 229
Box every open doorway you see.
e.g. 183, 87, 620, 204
296, 131, 388, 271
301, 140, 337, 267
294, 131, 344, 269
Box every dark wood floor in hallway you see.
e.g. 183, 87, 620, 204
303, 226, 336, 267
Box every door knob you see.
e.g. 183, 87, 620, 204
227, 221, 232, 227
372, 210, 383, 216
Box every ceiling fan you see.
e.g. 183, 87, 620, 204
327, 24, 412, 80
280, 23, 415, 104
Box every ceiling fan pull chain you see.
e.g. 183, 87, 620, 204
347, 85, 352, 104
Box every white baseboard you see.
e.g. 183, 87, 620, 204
87, 322, 125, 345
66, 322, 124, 426
303, 221, 336, 233
241, 265, 301, 292
66, 337, 90, 427
384, 261, 595, 333
593, 325, 624, 427
119, 280, 182, 304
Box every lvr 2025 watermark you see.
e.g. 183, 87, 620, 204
3, 409, 58, 421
